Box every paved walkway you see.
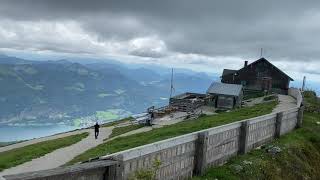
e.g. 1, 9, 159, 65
0, 128, 90, 153
0, 127, 113, 176
272, 94, 297, 113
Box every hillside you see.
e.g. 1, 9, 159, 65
0, 62, 146, 125
194, 91, 320, 180
0, 55, 213, 128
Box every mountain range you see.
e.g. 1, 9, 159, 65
0, 55, 215, 127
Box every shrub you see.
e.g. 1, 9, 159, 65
130, 159, 162, 180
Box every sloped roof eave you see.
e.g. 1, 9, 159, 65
207, 82, 243, 96
238, 58, 294, 81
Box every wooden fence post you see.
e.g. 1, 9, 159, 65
296, 105, 305, 128
194, 131, 209, 176
110, 155, 124, 180
105, 162, 118, 180
239, 121, 249, 154
275, 112, 283, 138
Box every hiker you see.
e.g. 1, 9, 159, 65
146, 111, 154, 126
94, 122, 100, 139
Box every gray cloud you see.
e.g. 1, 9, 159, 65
0, 0, 320, 73
0, 1, 319, 58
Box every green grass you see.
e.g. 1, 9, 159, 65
243, 91, 265, 100
263, 95, 277, 101
0, 132, 89, 172
304, 91, 320, 113
108, 124, 144, 139
193, 91, 320, 180
67, 101, 277, 165
101, 117, 133, 127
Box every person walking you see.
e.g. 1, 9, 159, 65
94, 122, 100, 139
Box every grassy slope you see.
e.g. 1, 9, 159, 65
304, 91, 320, 113
0, 132, 88, 172
108, 124, 144, 139
68, 101, 277, 165
243, 91, 265, 100
101, 117, 133, 127
194, 91, 320, 180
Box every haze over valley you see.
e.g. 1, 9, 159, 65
0, 55, 215, 141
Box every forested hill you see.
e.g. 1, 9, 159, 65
0, 55, 213, 126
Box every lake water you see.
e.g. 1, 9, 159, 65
0, 125, 78, 142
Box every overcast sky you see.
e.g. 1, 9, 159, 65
0, 0, 320, 83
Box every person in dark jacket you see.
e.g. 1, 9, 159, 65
94, 122, 100, 139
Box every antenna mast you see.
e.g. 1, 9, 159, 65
260, 48, 263, 57
302, 76, 306, 91
169, 68, 174, 99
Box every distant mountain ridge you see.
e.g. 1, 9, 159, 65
0, 55, 214, 126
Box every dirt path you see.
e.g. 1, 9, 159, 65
272, 94, 297, 113
0, 127, 113, 176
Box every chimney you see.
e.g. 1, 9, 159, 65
244, 61, 248, 67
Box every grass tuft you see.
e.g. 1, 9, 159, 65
101, 117, 133, 128
108, 124, 144, 139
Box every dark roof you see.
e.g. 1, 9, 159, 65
207, 82, 243, 96
222, 69, 237, 76
239, 58, 294, 81
221, 57, 294, 81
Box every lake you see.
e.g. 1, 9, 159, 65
0, 125, 78, 142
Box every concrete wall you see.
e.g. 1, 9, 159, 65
107, 132, 198, 180
247, 113, 277, 150
205, 122, 241, 166
3, 88, 303, 180
288, 87, 303, 107
3, 160, 118, 180
281, 108, 299, 135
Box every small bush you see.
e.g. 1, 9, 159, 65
130, 159, 162, 180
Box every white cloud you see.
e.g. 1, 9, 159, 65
0, 19, 126, 54
0, 18, 319, 85
128, 36, 168, 58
